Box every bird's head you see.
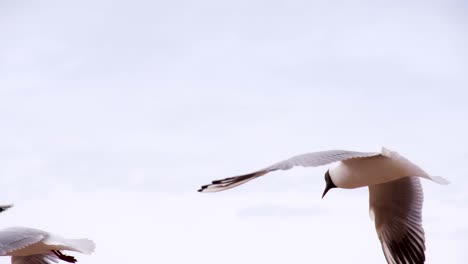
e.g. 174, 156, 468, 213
322, 170, 337, 199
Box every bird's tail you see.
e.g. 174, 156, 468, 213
64, 238, 95, 254
198, 171, 268, 192
428, 175, 450, 185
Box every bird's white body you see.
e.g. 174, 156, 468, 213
329, 148, 430, 188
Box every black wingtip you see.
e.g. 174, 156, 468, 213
197, 171, 267, 194
198, 185, 209, 192
0, 204, 13, 213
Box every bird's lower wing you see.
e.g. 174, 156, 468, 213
12, 254, 59, 264
369, 176, 425, 264
199, 150, 380, 192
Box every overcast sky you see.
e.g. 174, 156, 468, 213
0, 0, 467, 263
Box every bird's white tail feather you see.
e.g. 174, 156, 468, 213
65, 238, 95, 254
429, 176, 450, 185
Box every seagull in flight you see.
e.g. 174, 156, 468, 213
0, 206, 95, 264
198, 147, 449, 264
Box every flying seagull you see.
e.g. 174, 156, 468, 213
198, 147, 449, 264
0, 226, 95, 263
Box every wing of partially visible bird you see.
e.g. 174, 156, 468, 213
369, 176, 425, 264
199, 150, 380, 192
11, 254, 59, 264
0, 205, 13, 213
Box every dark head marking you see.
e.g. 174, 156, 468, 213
322, 170, 337, 199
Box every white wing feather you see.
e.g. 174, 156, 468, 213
0, 228, 45, 255
264, 150, 380, 171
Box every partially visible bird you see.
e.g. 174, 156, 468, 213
0, 225, 95, 264
198, 147, 449, 264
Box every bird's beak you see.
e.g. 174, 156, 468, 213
322, 170, 337, 199
322, 185, 333, 199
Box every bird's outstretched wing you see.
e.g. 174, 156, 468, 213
369, 176, 425, 264
199, 150, 380, 192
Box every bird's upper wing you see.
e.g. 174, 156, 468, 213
11, 254, 59, 264
369, 176, 425, 264
199, 150, 380, 192
0, 228, 46, 255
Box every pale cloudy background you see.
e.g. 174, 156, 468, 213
0, 0, 467, 263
